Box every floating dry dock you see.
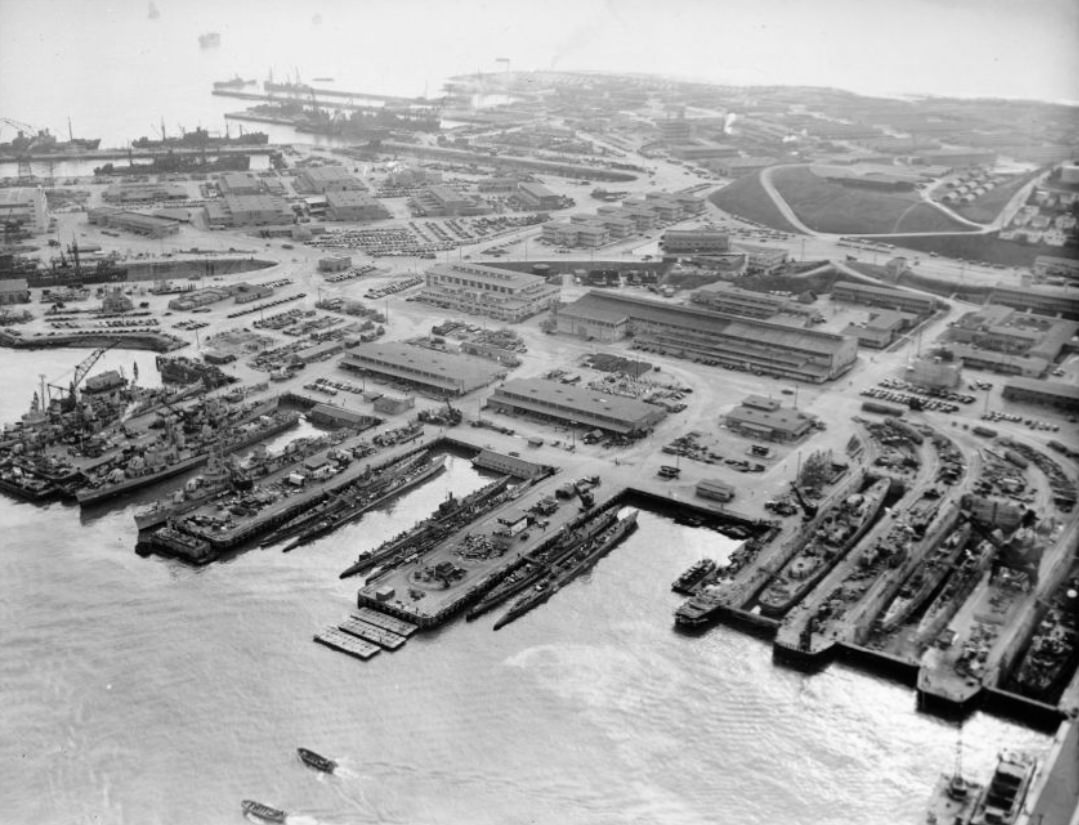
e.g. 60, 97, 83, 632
338, 617, 407, 650
314, 628, 381, 661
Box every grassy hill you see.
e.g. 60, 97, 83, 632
771, 166, 974, 235
709, 175, 802, 233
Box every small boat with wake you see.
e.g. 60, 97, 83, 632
241, 799, 287, 822
297, 747, 336, 774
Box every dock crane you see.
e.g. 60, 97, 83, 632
789, 481, 819, 521
47, 341, 119, 412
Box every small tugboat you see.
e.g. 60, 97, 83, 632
672, 558, 717, 594
297, 747, 336, 774
241, 799, 286, 822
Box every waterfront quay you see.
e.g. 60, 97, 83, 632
0, 145, 279, 164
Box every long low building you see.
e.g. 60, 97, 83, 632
832, 281, 937, 316
340, 342, 507, 396
556, 291, 858, 383
989, 286, 1079, 321
487, 377, 666, 435
418, 261, 560, 323
1001, 377, 1079, 411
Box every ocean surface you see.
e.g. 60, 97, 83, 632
0, 352, 1052, 825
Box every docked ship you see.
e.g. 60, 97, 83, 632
493, 508, 638, 631
924, 765, 982, 825
280, 453, 447, 552
297, 747, 336, 773
339, 475, 513, 579
240, 799, 286, 823
132, 453, 238, 531
212, 76, 254, 90
969, 752, 1036, 825
0, 462, 60, 501
467, 508, 620, 621
1010, 570, 1079, 701
672, 558, 717, 595
132, 124, 268, 149
138, 525, 215, 565
77, 408, 298, 507
0, 124, 100, 155
877, 523, 972, 633
756, 477, 891, 618
93, 151, 252, 176
1, 242, 128, 289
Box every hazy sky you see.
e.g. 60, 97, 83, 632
2, 0, 1078, 103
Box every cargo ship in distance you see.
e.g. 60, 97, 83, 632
756, 477, 891, 618
93, 151, 251, 177
212, 76, 255, 90
132, 123, 268, 149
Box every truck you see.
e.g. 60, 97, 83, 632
861, 400, 905, 417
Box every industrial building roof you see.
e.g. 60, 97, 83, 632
325, 190, 382, 207
726, 402, 815, 435
563, 291, 851, 355
491, 377, 665, 432
430, 262, 549, 291
1002, 377, 1079, 402
341, 342, 505, 393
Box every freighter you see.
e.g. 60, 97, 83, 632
132, 124, 267, 149
756, 477, 891, 618
93, 151, 251, 176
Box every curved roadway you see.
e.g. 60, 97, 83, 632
757, 163, 1039, 240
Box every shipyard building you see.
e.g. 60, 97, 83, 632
542, 191, 704, 250
418, 262, 560, 322
324, 191, 390, 222
294, 165, 365, 194
556, 291, 857, 383
486, 377, 666, 436
0, 187, 48, 235
988, 286, 1079, 321
88, 207, 180, 238
340, 342, 507, 396
661, 230, 731, 255
205, 194, 291, 227
1001, 377, 1079, 412
831, 281, 937, 316
690, 282, 790, 319
724, 395, 817, 442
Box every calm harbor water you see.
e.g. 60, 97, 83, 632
0, 350, 1051, 824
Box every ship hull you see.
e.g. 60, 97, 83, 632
757, 478, 891, 618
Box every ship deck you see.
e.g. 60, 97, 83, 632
176, 431, 437, 550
